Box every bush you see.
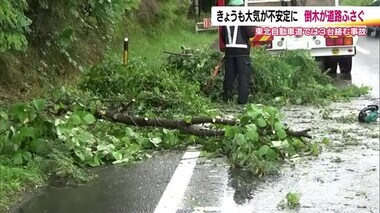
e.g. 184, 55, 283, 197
164, 46, 369, 105
79, 57, 215, 117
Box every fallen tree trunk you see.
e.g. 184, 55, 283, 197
96, 110, 312, 139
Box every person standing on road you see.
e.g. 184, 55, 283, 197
220, 0, 255, 105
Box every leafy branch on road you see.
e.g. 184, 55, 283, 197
277, 192, 301, 210
97, 108, 311, 139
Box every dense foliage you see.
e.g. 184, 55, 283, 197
221, 104, 320, 176
0, 0, 193, 91
164, 46, 369, 105
79, 57, 215, 118
340, 0, 373, 6
0, 0, 140, 52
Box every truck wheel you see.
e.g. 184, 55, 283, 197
339, 57, 352, 74
324, 57, 338, 75
375, 30, 380, 38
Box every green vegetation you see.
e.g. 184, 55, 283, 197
340, 0, 374, 6
277, 192, 301, 210
285, 192, 301, 209
0, 0, 371, 211
164, 46, 369, 106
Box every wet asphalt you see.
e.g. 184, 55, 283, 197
15, 36, 379, 213
17, 150, 185, 213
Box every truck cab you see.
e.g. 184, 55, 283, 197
217, 0, 358, 75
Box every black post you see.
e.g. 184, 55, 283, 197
123, 37, 129, 64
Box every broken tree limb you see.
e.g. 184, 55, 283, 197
181, 126, 225, 137
120, 99, 135, 113
203, 57, 225, 93
96, 110, 312, 139
285, 128, 312, 138
99, 110, 236, 127
163, 51, 192, 56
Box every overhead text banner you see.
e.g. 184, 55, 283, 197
211, 6, 380, 27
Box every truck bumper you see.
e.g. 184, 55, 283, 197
266, 46, 356, 57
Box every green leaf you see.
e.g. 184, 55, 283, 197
83, 114, 96, 125
256, 117, 267, 128
271, 141, 282, 147
76, 131, 94, 143
0, 111, 9, 119
184, 116, 192, 124
138, 137, 153, 149
281, 140, 290, 149
247, 110, 260, 120
276, 129, 287, 140
20, 126, 36, 139
266, 148, 279, 161
53, 104, 60, 111
75, 150, 85, 161
291, 138, 304, 148
0, 121, 9, 133
12, 152, 23, 164
258, 145, 269, 156
129, 143, 141, 154
89, 155, 101, 167
31, 139, 45, 153
125, 127, 137, 138
245, 130, 259, 142
246, 124, 257, 132
274, 121, 283, 132
264, 106, 278, 116
311, 144, 320, 156
83, 148, 93, 160
322, 137, 330, 144
22, 151, 32, 161
149, 137, 162, 147
112, 151, 123, 161
57, 125, 69, 137
12, 104, 28, 123
70, 114, 82, 125
96, 144, 107, 151
239, 115, 251, 125
235, 133, 247, 146
224, 126, 235, 138
113, 158, 130, 165
33, 99, 46, 111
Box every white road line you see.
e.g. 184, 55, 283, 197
153, 148, 200, 213
356, 46, 371, 55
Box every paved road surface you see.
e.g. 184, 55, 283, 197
351, 36, 379, 98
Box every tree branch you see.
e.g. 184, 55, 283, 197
96, 110, 312, 139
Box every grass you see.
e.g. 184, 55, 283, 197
0, 22, 218, 212
107, 22, 218, 67
0, 159, 44, 211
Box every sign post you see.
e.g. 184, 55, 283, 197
123, 37, 129, 65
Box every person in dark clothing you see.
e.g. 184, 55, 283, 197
220, 0, 255, 104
